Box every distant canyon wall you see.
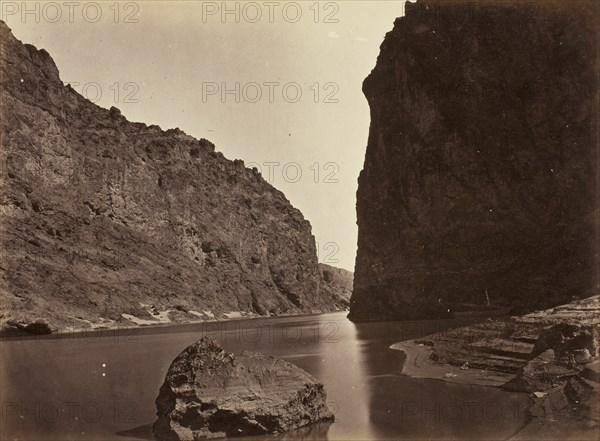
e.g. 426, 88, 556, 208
350, 0, 599, 321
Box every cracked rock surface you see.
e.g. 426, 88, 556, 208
153, 337, 334, 440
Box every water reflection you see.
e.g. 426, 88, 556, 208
0, 313, 527, 441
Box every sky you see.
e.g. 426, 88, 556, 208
2, 0, 407, 271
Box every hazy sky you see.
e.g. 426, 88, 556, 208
3, 0, 407, 271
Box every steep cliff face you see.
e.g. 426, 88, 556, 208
319, 263, 353, 307
350, 0, 599, 322
0, 22, 348, 331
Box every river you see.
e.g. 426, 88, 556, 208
0, 312, 529, 440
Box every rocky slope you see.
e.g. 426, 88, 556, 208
318, 263, 353, 308
154, 337, 333, 440
0, 21, 349, 332
350, 0, 600, 321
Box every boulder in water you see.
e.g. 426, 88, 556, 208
153, 337, 334, 440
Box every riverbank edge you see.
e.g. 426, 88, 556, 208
390, 328, 600, 440
0, 309, 349, 342
390, 340, 515, 387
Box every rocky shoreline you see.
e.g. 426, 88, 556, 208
0, 307, 349, 339
391, 296, 600, 440
0, 262, 351, 337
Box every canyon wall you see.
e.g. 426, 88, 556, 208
350, 0, 599, 321
0, 22, 348, 331
319, 263, 353, 308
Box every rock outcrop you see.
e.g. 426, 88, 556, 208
0, 21, 349, 331
153, 337, 333, 440
391, 296, 600, 439
350, 0, 600, 321
400, 295, 600, 376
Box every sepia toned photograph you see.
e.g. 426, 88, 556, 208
0, 0, 598, 440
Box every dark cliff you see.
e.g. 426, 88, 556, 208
350, 0, 599, 322
0, 22, 348, 331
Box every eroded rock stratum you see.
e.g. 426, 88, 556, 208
0, 21, 349, 331
350, 0, 599, 321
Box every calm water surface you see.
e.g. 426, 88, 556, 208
1, 312, 528, 440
